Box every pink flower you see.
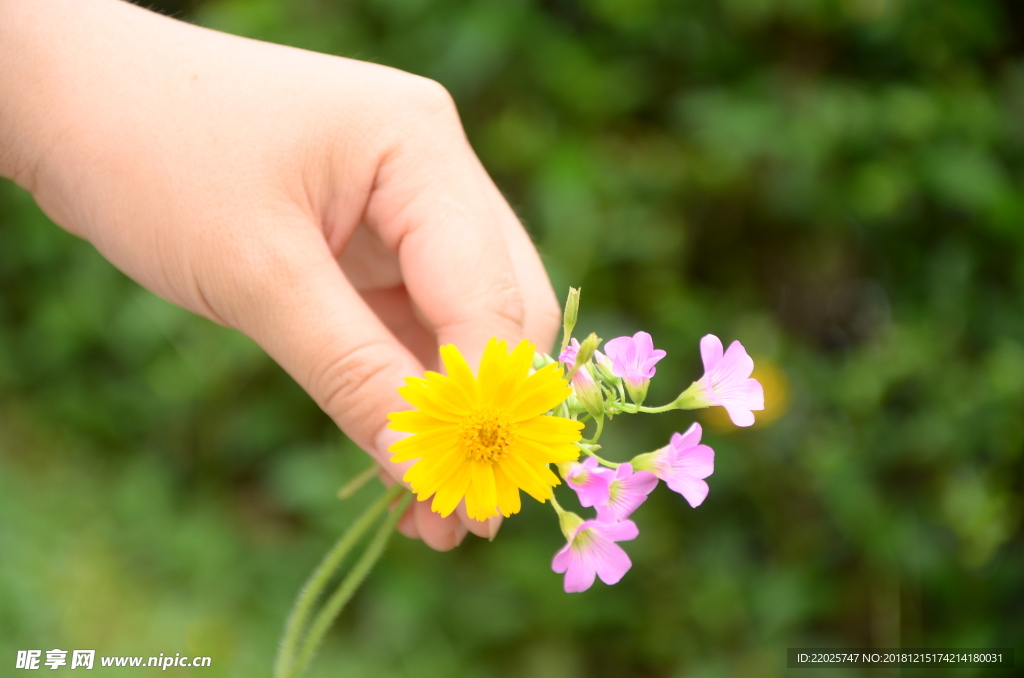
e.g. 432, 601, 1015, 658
595, 463, 659, 523
604, 332, 667, 405
552, 519, 639, 593
559, 338, 604, 416
564, 456, 615, 507
691, 335, 764, 427
631, 423, 714, 508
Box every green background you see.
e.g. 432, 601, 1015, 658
1, 0, 1022, 675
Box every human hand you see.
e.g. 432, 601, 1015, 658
0, 0, 561, 549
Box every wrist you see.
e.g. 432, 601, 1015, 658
0, 0, 161, 226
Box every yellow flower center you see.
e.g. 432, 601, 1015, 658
461, 408, 515, 463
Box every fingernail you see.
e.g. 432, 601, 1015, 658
486, 516, 502, 542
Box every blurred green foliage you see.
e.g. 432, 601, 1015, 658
2, 0, 1023, 675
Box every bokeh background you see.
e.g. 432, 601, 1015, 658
2, 0, 1023, 675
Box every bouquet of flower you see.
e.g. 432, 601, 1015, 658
273, 288, 764, 677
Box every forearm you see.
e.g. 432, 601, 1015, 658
0, 0, 310, 232
0, 0, 122, 194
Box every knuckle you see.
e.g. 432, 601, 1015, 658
404, 76, 458, 120
312, 340, 397, 425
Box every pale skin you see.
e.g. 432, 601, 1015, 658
0, 0, 562, 550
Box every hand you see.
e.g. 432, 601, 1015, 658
0, 0, 561, 549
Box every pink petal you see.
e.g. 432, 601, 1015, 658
672, 444, 714, 479
671, 422, 704, 452
710, 341, 755, 392
567, 457, 614, 507
593, 519, 639, 542
724, 404, 756, 427
634, 331, 654, 355
700, 335, 724, 373
642, 349, 668, 376
666, 475, 710, 508
621, 470, 659, 495
590, 538, 633, 586
552, 544, 572, 573
598, 469, 659, 522
717, 377, 765, 411
559, 338, 580, 367
563, 549, 597, 593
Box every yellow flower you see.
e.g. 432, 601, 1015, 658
388, 338, 584, 521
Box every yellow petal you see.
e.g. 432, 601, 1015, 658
398, 382, 463, 422
493, 464, 522, 517
439, 344, 479, 404
423, 371, 473, 415
430, 463, 472, 517
517, 415, 585, 443
389, 429, 458, 463
477, 338, 510, 404
499, 454, 555, 502
388, 410, 456, 434
508, 365, 573, 421
514, 436, 580, 465
403, 441, 462, 484
466, 461, 498, 520
487, 339, 536, 408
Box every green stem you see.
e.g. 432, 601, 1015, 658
582, 415, 604, 444
637, 402, 679, 414
336, 464, 380, 500
290, 491, 414, 678
606, 400, 682, 415
273, 484, 403, 678
581, 447, 620, 469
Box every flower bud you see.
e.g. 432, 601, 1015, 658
569, 333, 602, 378
560, 337, 605, 419
561, 287, 580, 347
532, 352, 556, 371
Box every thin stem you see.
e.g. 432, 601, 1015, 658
582, 415, 604, 444
273, 484, 403, 678
583, 448, 621, 469
336, 464, 380, 500
290, 491, 414, 678
637, 402, 679, 414
606, 401, 682, 415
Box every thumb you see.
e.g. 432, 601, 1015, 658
215, 220, 469, 550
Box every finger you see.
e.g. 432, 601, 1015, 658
338, 223, 402, 291
380, 461, 467, 548
358, 286, 437, 371
220, 218, 423, 487
456, 502, 502, 540
223, 218, 484, 545
363, 88, 525, 365
414, 501, 468, 551
472, 160, 562, 353
397, 505, 419, 539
